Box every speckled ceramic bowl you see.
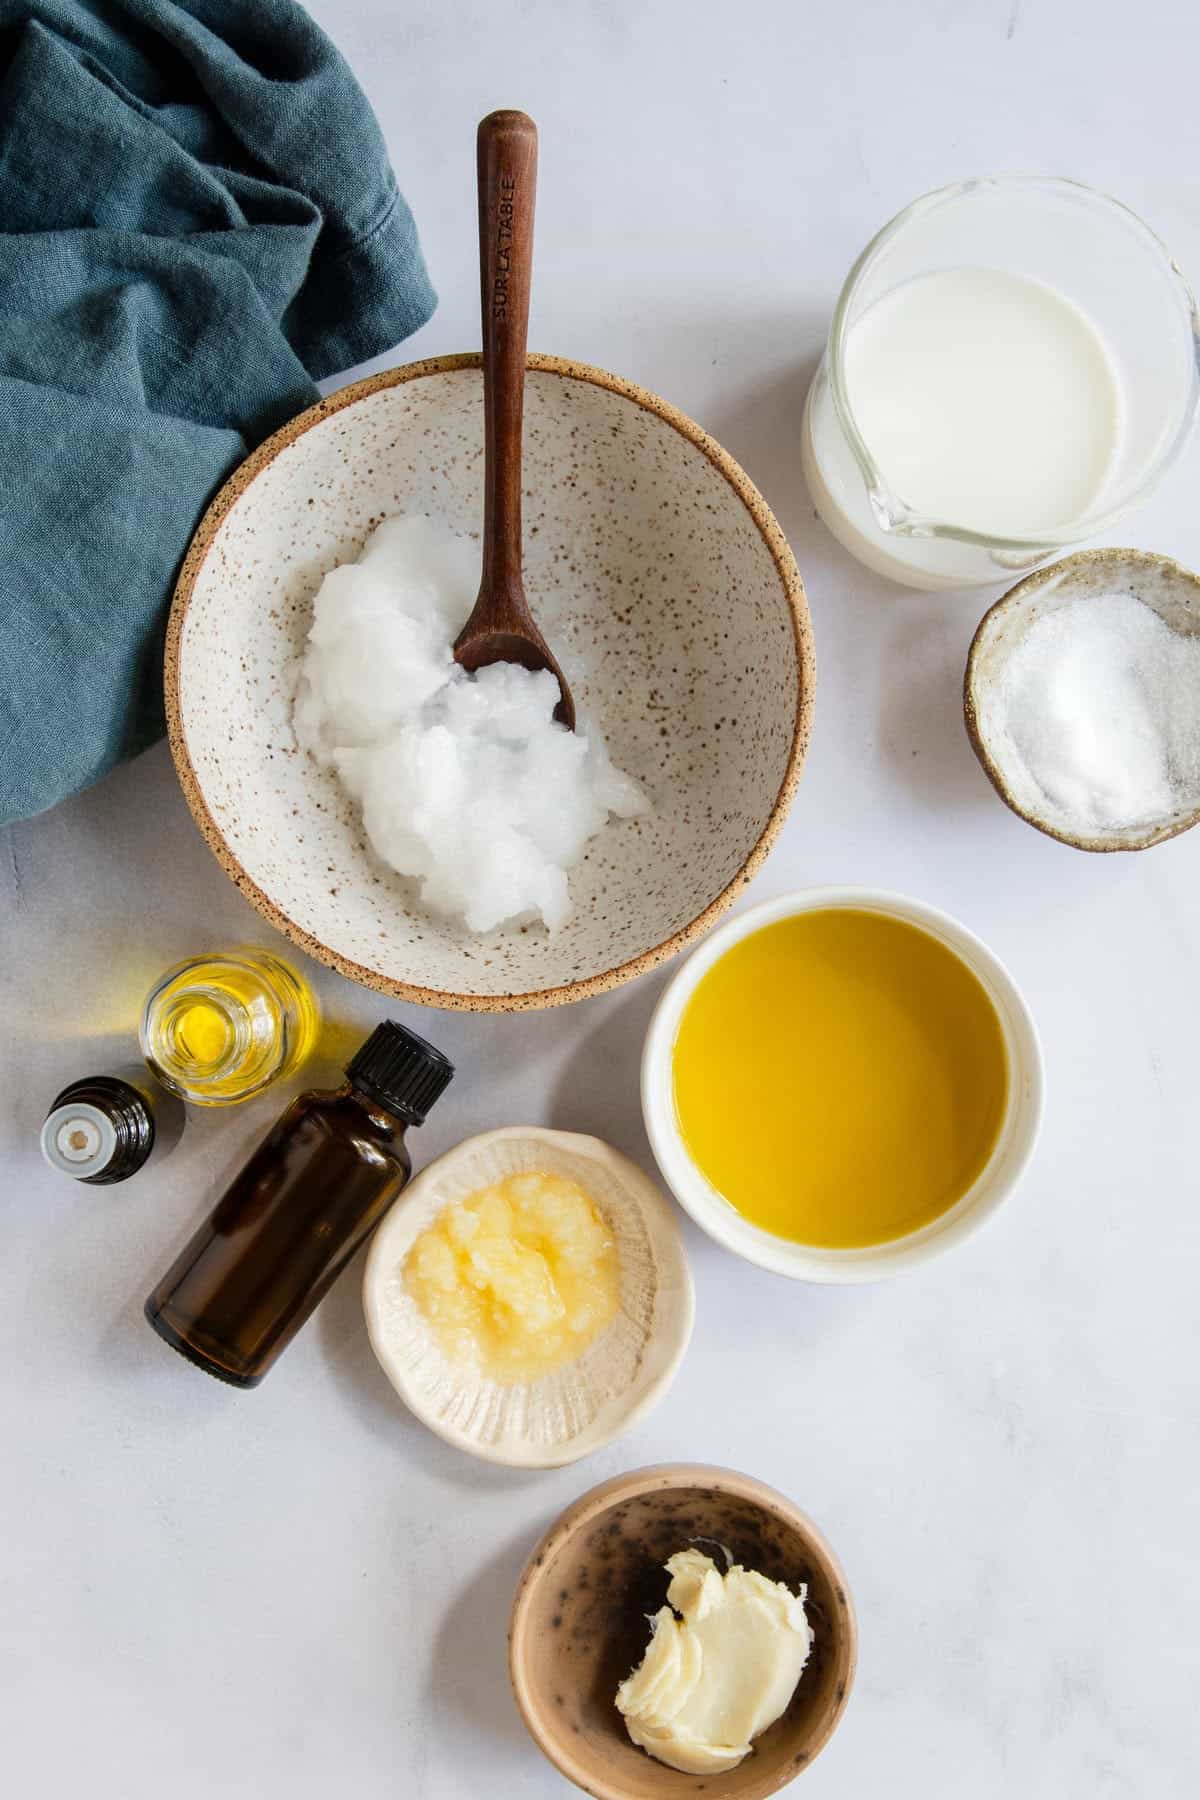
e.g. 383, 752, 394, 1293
165, 354, 813, 1010
508, 1465, 856, 1799
964, 548, 1200, 852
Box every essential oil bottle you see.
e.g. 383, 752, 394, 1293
145, 1021, 454, 1387
41, 1071, 184, 1186
139, 949, 318, 1107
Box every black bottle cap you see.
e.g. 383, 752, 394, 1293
345, 1022, 454, 1125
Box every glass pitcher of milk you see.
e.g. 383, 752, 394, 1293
802, 177, 1199, 590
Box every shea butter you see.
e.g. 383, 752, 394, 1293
616, 1548, 813, 1774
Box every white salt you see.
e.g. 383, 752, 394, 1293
293, 515, 647, 933
992, 592, 1200, 835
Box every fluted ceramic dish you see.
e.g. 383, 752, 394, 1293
509, 1464, 857, 1798
165, 355, 813, 1011
362, 1127, 694, 1468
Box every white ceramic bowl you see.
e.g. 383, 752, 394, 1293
362, 1127, 694, 1467
641, 888, 1044, 1281
166, 354, 813, 1011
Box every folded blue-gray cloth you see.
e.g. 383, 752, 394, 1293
0, 0, 436, 824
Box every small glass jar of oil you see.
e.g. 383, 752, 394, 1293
139, 950, 318, 1106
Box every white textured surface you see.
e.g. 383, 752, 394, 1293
3, 2, 1199, 1796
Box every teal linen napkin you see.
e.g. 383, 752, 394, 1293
0, 0, 436, 824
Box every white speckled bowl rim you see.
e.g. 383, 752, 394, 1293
164, 353, 815, 1012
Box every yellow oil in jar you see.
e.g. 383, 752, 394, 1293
671, 909, 1009, 1248
139, 950, 318, 1106
403, 1171, 620, 1384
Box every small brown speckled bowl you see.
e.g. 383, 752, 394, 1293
965, 547, 1200, 852
509, 1465, 857, 1799
165, 354, 813, 1011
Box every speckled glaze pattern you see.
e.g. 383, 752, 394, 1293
165, 354, 814, 1011
509, 1465, 857, 1800
964, 547, 1200, 853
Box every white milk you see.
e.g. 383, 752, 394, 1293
803, 267, 1124, 587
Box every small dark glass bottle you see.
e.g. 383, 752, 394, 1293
41, 1074, 168, 1185
145, 1021, 454, 1388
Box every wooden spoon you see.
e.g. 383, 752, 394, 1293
453, 109, 576, 731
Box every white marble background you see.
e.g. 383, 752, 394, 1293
3, 1, 1199, 1795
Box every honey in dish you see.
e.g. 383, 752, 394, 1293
403, 1171, 620, 1383
671, 909, 1009, 1248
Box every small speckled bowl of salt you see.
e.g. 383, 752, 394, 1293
965, 549, 1200, 851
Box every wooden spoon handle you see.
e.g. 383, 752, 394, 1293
477, 109, 537, 597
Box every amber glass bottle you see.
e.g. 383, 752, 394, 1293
145, 1022, 454, 1387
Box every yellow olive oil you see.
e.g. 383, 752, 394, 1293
139, 950, 318, 1107
671, 909, 1009, 1248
